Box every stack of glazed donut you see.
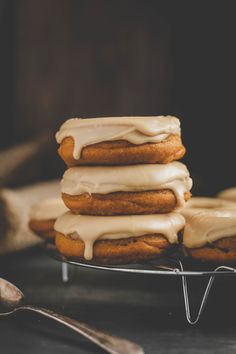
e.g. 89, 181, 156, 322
28, 116, 236, 265
51, 116, 192, 264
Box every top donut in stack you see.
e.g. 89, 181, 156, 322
54, 116, 192, 264
56, 116, 185, 166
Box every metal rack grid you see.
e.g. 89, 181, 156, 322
45, 244, 236, 325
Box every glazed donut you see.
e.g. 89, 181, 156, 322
182, 197, 236, 263
56, 116, 186, 166
54, 212, 185, 264
29, 198, 68, 241
61, 162, 192, 215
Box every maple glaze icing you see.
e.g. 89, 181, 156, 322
56, 116, 181, 159
54, 212, 185, 260
30, 197, 68, 221
61, 161, 192, 208
181, 197, 236, 248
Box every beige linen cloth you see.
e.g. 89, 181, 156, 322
0, 135, 61, 255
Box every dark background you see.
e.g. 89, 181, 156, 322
0, 0, 236, 194
1, 3, 236, 353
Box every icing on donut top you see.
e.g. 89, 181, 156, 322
181, 197, 236, 248
218, 187, 236, 202
54, 212, 185, 260
56, 116, 181, 159
61, 161, 192, 208
30, 198, 68, 221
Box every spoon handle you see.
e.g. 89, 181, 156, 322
17, 305, 144, 354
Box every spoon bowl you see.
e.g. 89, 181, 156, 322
0, 278, 24, 310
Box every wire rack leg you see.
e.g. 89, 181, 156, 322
181, 273, 214, 324
179, 262, 235, 325
62, 262, 69, 283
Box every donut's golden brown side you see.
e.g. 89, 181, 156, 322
58, 134, 185, 166
62, 191, 191, 215
29, 219, 55, 241
186, 236, 236, 263
55, 232, 174, 264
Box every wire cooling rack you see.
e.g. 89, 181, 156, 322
45, 243, 236, 325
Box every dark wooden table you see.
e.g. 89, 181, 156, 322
1, 248, 236, 354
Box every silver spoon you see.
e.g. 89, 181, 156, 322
0, 278, 144, 354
